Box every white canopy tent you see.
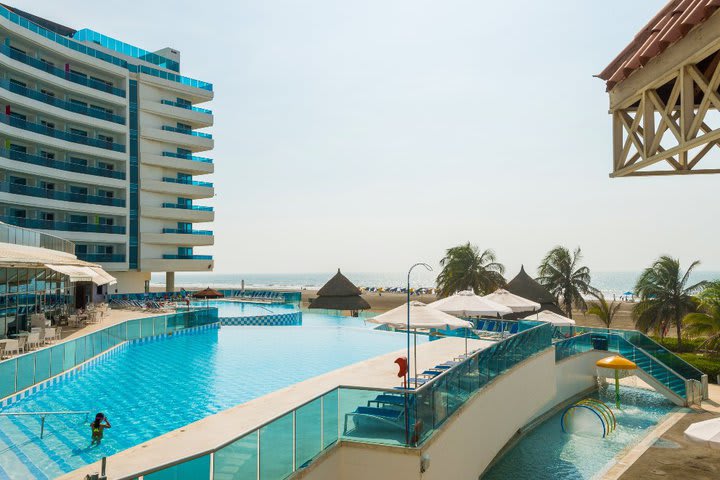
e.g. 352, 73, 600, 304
427, 290, 513, 318
368, 301, 473, 386
45, 264, 117, 286
523, 310, 575, 326
483, 289, 541, 313
684, 417, 720, 449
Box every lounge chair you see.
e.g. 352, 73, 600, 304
26, 332, 41, 350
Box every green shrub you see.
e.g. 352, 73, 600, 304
649, 336, 707, 353
677, 353, 720, 384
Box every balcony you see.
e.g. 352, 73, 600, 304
0, 114, 126, 152
161, 203, 213, 211
0, 80, 125, 124
0, 44, 125, 97
160, 100, 212, 115
162, 151, 212, 164
0, 181, 126, 207
76, 253, 126, 263
162, 177, 213, 188
162, 228, 212, 235
161, 125, 212, 139
162, 254, 213, 260
0, 215, 126, 234
0, 148, 126, 180
141, 257, 214, 272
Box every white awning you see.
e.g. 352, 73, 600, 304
45, 264, 116, 286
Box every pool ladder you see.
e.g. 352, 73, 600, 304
0, 410, 90, 438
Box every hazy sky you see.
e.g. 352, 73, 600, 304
24, 1, 720, 275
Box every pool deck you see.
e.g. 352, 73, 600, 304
61, 309, 156, 341
58, 335, 493, 480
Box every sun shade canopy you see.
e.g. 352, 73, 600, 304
45, 264, 117, 285
368, 301, 473, 330
427, 290, 512, 317
482, 289, 541, 313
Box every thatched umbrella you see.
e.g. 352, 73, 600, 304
309, 269, 370, 315
505, 265, 565, 317
192, 287, 224, 299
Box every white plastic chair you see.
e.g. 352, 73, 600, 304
17, 336, 27, 353
26, 332, 41, 350
44, 328, 57, 343
3, 340, 19, 356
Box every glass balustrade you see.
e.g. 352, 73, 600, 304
0, 148, 125, 180
0, 181, 125, 207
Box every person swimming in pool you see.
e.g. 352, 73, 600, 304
90, 413, 111, 445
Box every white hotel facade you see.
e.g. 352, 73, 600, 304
0, 4, 215, 293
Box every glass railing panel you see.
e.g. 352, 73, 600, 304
140, 317, 154, 337
322, 389, 339, 448
126, 320, 141, 340
153, 316, 167, 335
296, 398, 322, 468
62, 339, 76, 371
162, 255, 213, 260
259, 412, 293, 480
0, 216, 126, 235
339, 387, 410, 446
0, 359, 17, 398
34, 347, 51, 383
161, 203, 214, 212
0, 181, 126, 207
162, 177, 214, 188
162, 229, 213, 235
144, 455, 211, 480
161, 125, 213, 139
213, 431, 257, 480
160, 100, 212, 114
162, 152, 213, 163
75, 336, 87, 365
15, 354, 35, 391
91, 332, 103, 357
49, 344, 65, 377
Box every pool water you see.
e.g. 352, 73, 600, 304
482, 386, 675, 480
197, 300, 298, 317
0, 311, 420, 479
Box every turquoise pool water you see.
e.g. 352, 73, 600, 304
0, 311, 420, 479
195, 300, 297, 317
483, 386, 675, 480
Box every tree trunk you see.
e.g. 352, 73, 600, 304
676, 312, 682, 347
565, 299, 573, 319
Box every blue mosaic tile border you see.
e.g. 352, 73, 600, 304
0, 323, 220, 409
220, 312, 302, 326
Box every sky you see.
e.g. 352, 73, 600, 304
21, 0, 720, 276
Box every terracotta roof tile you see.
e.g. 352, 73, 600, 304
598, 0, 720, 90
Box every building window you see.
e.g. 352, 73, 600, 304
70, 215, 88, 224
75, 245, 88, 254
11, 209, 26, 218
98, 217, 114, 226
9, 176, 27, 186
70, 186, 88, 195
9, 144, 27, 153
90, 76, 112, 88
70, 128, 88, 137
90, 104, 112, 114
97, 134, 113, 143
97, 245, 114, 254
98, 162, 114, 171
177, 122, 191, 130
40, 181, 55, 190
69, 157, 88, 166
40, 151, 55, 160
70, 99, 87, 108
40, 88, 55, 97
9, 78, 26, 88
9, 112, 26, 121
41, 120, 55, 130
40, 212, 54, 221
98, 190, 114, 199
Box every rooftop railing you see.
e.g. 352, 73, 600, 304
161, 125, 212, 139
73, 29, 180, 72
0, 79, 125, 124
162, 177, 213, 188
0, 44, 125, 97
0, 114, 126, 152
160, 100, 212, 115
161, 203, 214, 212
162, 151, 213, 164
0, 181, 126, 207
0, 216, 125, 234
0, 219, 74, 254
0, 6, 212, 92
0, 148, 126, 180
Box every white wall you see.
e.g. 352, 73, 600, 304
111, 271, 150, 294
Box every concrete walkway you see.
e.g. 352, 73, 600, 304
60, 308, 156, 341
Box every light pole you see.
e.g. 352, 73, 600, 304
407, 262, 432, 388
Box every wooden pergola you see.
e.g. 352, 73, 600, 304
598, 1, 720, 177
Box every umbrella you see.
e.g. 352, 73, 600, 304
192, 287, 224, 299
623, 291, 633, 296
684, 417, 720, 449
523, 310, 575, 326
427, 290, 512, 318
482, 289, 540, 313
368, 301, 472, 386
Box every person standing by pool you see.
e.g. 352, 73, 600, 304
90, 413, 111, 446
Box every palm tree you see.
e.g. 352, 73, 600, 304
682, 280, 720, 351
586, 293, 622, 330
536, 246, 594, 318
633, 256, 704, 346
436, 243, 505, 298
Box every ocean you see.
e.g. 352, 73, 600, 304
151, 271, 720, 297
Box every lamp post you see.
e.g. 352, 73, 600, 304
407, 262, 432, 388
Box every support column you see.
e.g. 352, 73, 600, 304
166, 272, 175, 293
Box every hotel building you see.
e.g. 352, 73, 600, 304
0, 4, 214, 293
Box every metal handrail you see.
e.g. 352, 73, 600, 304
0, 410, 90, 438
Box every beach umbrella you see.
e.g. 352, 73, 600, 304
684, 417, 720, 449
523, 310, 575, 326
482, 289, 541, 313
368, 301, 472, 386
309, 269, 370, 314
427, 290, 512, 317
623, 291, 633, 296
192, 287, 224, 299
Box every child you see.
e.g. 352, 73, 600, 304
90, 413, 111, 445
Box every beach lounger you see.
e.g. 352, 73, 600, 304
344, 406, 406, 434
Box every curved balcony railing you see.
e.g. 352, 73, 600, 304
0, 80, 125, 124
161, 203, 213, 212
0, 216, 126, 234
0, 181, 126, 207
160, 100, 212, 115
76, 253, 126, 263
162, 177, 213, 188
161, 125, 212, 139
162, 254, 213, 260
0, 114, 126, 152
0, 148, 126, 180
162, 151, 213, 164
0, 44, 125, 97
162, 228, 213, 235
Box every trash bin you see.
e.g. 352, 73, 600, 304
591, 335, 608, 351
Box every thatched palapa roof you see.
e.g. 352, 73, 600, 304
309, 269, 371, 311
193, 287, 224, 299
505, 266, 564, 316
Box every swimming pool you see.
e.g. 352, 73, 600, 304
0, 311, 420, 479
194, 300, 298, 317
482, 386, 675, 480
